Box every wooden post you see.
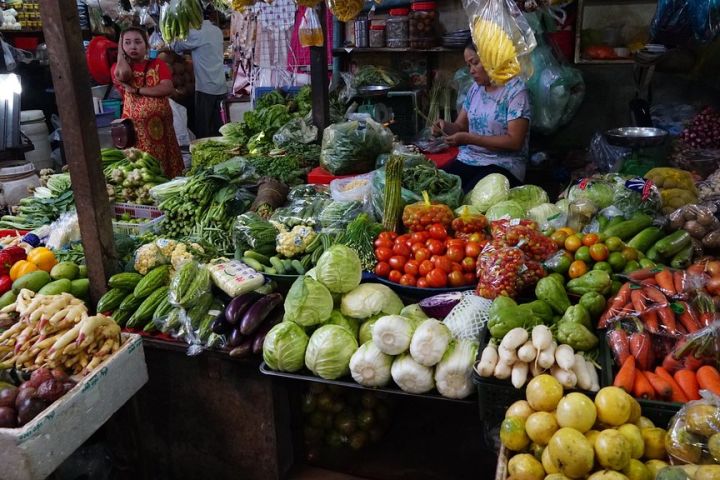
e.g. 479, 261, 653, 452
310, 2, 330, 135
39, 0, 117, 303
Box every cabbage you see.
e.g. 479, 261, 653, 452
399, 304, 428, 322
485, 200, 525, 221
315, 245, 362, 293
555, 199, 569, 215
358, 316, 381, 344
341, 283, 404, 320
434, 339, 479, 399
566, 180, 614, 209
263, 322, 309, 372
508, 185, 549, 211
409, 319, 452, 367
305, 325, 358, 379
391, 354, 435, 394
466, 173, 509, 213
349, 341, 393, 387
284, 276, 334, 327
326, 310, 360, 339
528, 203, 564, 229
372, 315, 419, 355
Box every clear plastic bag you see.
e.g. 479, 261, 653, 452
330, 173, 373, 204
665, 392, 720, 466
589, 132, 630, 173
169, 261, 212, 309
299, 7, 324, 47
327, 0, 364, 22
270, 197, 332, 228
320, 119, 394, 175
463, 0, 536, 85
318, 200, 366, 233
489, 219, 557, 262
288, 184, 331, 201
652, 0, 720, 45
207, 258, 265, 298
272, 117, 318, 146
475, 243, 540, 299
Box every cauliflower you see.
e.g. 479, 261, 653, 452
276, 226, 317, 258
134, 243, 162, 275
171, 243, 194, 270
156, 238, 178, 258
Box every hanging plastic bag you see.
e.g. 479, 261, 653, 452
463, 0, 537, 85
327, 0, 364, 22
299, 7, 324, 47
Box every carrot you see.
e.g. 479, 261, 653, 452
600, 283, 632, 328
640, 310, 659, 334
697, 366, 720, 396
628, 268, 656, 281
674, 369, 701, 400
676, 322, 688, 335
662, 353, 684, 375
674, 270, 686, 295
678, 302, 701, 333
655, 268, 677, 296
657, 306, 678, 335
644, 371, 673, 400
684, 354, 704, 371
630, 331, 653, 371
630, 288, 647, 313
655, 366, 689, 402
633, 370, 655, 399
701, 312, 717, 327
614, 355, 636, 393
643, 286, 669, 306
608, 327, 630, 366
641, 277, 658, 287
688, 263, 706, 276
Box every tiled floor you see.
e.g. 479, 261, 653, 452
290, 465, 371, 480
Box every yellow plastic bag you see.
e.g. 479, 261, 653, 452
327, 0, 364, 22
645, 167, 698, 193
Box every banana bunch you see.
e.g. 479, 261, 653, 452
0, 290, 121, 376
472, 18, 521, 85
160, 0, 203, 42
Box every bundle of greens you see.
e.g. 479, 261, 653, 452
0, 173, 75, 230
189, 138, 237, 173
320, 119, 393, 175
334, 213, 383, 271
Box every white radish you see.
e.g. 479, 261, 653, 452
572, 353, 592, 391
587, 358, 600, 392
517, 341, 537, 363
500, 328, 529, 351
531, 325, 552, 351
529, 361, 545, 377
475, 344, 498, 377
551, 365, 577, 389
511, 362, 528, 389
555, 344, 575, 370
498, 345, 518, 365
537, 341, 557, 369
494, 361, 512, 380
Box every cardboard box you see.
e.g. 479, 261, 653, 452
0, 334, 148, 480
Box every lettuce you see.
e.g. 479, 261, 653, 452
508, 185, 549, 211
486, 200, 526, 221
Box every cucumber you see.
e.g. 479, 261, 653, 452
654, 230, 692, 258
241, 256, 265, 272
602, 213, 653, 240
602, 215, 625, 233
291, 260, 305, 275
269, 256, 285, 274
244, 250, 270, 266
645, 244, 661, 262
670, 243, 694, 269
627, 226, 665, 253
597, 215, 609, 232
281, 259, 293, 273
108, 272, 143, 290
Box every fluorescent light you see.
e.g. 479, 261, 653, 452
0, 73, 22, 102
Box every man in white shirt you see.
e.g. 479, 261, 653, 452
172, 6, 227, 138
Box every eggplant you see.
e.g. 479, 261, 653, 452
211, 310, 232, 334
251, 305, 284, 354
224, 291, 262, 325
229, 338, 254, 358
239, 293, 283, 336
227, 327, 245, 348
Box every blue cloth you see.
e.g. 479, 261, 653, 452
172, 20, 227, 96
456, 77, 531, 181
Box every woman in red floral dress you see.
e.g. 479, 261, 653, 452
111, 27, 184, 178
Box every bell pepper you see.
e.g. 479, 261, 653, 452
535, 276, 571, 315
0, 274, 11, 295
556, 321, 599, 351
517, 299, 554, 325
559, 304, 592, 330
566, 270, 612, 296
27, 247, 57, 272
488, 296, 540, 339
0, 246, 27, 275
579, 291, 607, 320
9, 260, 38, 281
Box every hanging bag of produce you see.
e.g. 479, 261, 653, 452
327, 0, 364, 22
462, 0, 536, 85
299, 7, 324, 47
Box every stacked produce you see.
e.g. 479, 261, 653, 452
644, 167, 699, 215
0, 173, 74, 230
102, 148, 169, 205
679, 106, 720, 150
159, 0, 202, 42
668, 204, 720, 253
0, 368, 77, 428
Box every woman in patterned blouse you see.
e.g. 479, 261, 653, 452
433, 39, 531, 192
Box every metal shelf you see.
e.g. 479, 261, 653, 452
575, 58, 635, 65
333, 47, 460, 55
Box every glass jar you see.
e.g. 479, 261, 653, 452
386, 8, 409, 48
369, 24, 386, 48
409, 1, 438, 49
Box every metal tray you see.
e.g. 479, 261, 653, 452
604, 127, 668, 148
357, 85, 391, 97
259, 362, 475, 405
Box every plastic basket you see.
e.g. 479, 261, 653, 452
113, 203, 162, 219
252, 86, 303, 108
112, 215, 164, 236
112, 203, 163, 236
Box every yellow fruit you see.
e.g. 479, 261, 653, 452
587, 471, 629, 480
641, 428, 667, 460
529, 442, 544, 461
618, 424, 645, 459
595, 387, 631, 426
708, 433, 720, 462
555, 392, 597, 433
665, 425, 703, 464
585, 430, 600, 448
471, 18, 520, 85
507, 453, 545, 480
545, 475, 572, 480
595, 429, 631, 471
636, 416, 654, 430
547, 428, 594, 479
501, 416, 530, 451
506, 400, 535, 420
685, 404, 720, 437
622, 458, 651, 480
696, 465, 720, 480
526, 375, 563, 412
628, 398, 642, 424
542, 445, 559, 474
525, 412, 559, 446
644, 459, 669, 477
681, 465, 700, 479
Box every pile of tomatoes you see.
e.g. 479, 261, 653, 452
373, 224, 486, 288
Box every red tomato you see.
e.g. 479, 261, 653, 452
388, 270, 403, 283
419, 260, 434, 276
433, 255, 453, 273
374, 261, 390, 278
468, 233, 483, 243
426, 268, 448, 288
451, 262, 463, 273
410, 242, 425, 254
465, 241, 482, 258
404, 260, 419, 276
416, 277, 429, 288
448, 270, 465, 287
378, 231, 396, 242
374, 238, 393, 249
388, 255, 407, 271
410, 231, 429, 244
414, 248, 431, 263
446, 238, 466, 249
400, 274, 417, 286
392, 242, 411, 257
461, 257, 476, 273
375, 247, 392, 262
426, 239, 445, 255
428, 224, 448, 240
463, 272, 476, 285
446, 245, 465, 262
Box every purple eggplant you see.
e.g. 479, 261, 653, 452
224, 291, 262, 325
239, 293, 283, 336
229, 338, 254, 358
211, 310, 232, 334
227, 327, 245, 348
251, 305, 284, 354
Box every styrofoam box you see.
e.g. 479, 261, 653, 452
0, 333, 148, 480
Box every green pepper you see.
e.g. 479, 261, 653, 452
556, 321, 599, 351
578, 292, 606, 320
517, 300, 554, 325
488, 297, 539, 339
559, 304, 591, 329
566, 270, 612, 296
535, 276, 571, 315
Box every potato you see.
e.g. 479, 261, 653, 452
703, 230, 720, 249
685, 220, 708, 238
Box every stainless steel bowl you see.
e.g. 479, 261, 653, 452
357, 85, 391, 97
604, 127, 669, 148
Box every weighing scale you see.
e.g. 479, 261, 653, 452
603, 126, 669, 175
348, 86, 421, 141
354, 85, 393, 124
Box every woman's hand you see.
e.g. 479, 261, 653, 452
445, 132, 470, 146
118, 81, 136, 94
432, 119, 447, 137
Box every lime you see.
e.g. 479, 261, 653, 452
605, 236, 624, 252
639, 258, 656, 269
593, 261, 613, 273
575, 246, 592, 263
547, 251, 573, 274
622, 247, 639, 261
623, 260, 641, 274
608, 251, 627, 272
